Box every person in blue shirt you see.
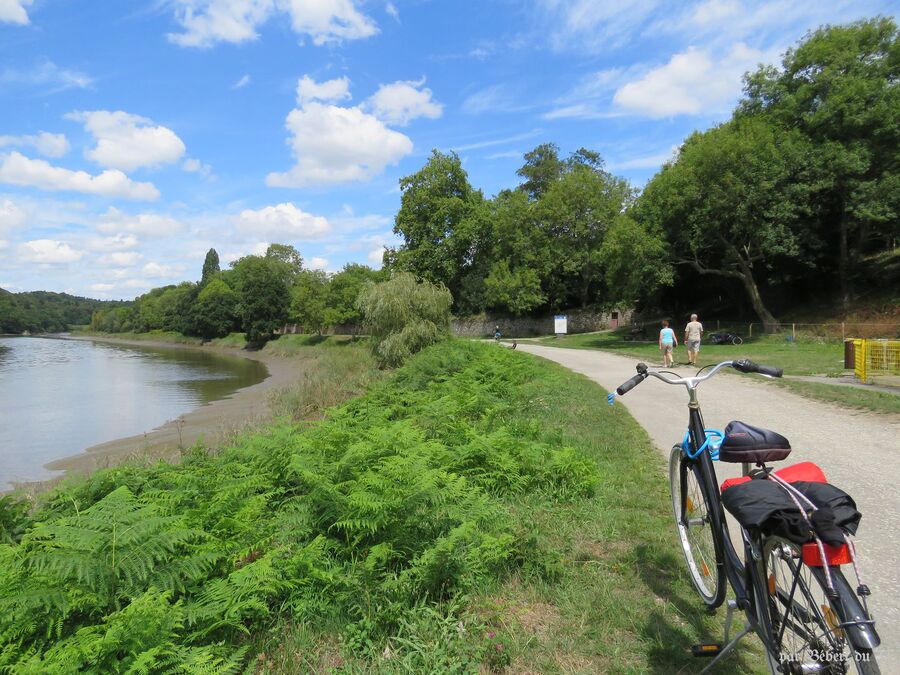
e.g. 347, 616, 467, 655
659, 320, 678, 367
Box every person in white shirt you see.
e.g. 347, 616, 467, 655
684, 314, 703, 366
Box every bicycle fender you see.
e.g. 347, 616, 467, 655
810, 566, 881, 651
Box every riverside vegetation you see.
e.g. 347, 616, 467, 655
0, 339, 765, 673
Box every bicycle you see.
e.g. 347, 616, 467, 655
709, 332, 744, 346
611, 359, 881, 673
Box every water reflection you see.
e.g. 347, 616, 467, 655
0, 337, 267, 487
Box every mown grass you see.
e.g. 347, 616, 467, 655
531, 330, 847, 376
774, 379, 900, 416
0, 340, 766, 673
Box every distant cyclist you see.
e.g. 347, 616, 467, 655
494, 325, 501, 341
659, 320, 677, 367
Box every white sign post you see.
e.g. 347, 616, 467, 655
554, 314, 567, 338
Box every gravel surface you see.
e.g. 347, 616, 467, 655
519, 343, 900, 669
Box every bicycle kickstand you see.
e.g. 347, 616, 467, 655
694, 599, 754, 673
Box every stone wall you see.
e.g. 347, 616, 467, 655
452, 308, 634, 338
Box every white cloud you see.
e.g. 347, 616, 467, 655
613, 43, 765, 118
142, 262, 180, 278
182, 157, 214, 178
308, 256, 329, 270
0, 240, 7, 250
0, 0, 32, 25
96, 207, 182, 237
296, 75, 351, 105
266, 99, 413, 187
99, 251, 143, 266
367, 246, 385, 267
167, 0, 377, 48
385, 2, 399, 22
87, 233, 140, 252
0, 132, 69, 158
611, 145, 680, 170
0, 197, 27, 233
461, 84, 527, 115
18, 239, 85, 264
67, 110, 186, 172
90, 283, 115, 292
0, 60, 93, 92
366, 78, 442, 126
536, 0, 663, 53
235, 202, 330, 240
232, 73, 251, 89
279, 0, 378, 45
0, 152, 160, 200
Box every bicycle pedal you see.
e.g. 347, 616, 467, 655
691, 644, 723, 658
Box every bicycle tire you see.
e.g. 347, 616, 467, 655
731, 336, 744, 345
758, 537, 880, 674
668, 444, 726, 608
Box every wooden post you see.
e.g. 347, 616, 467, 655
717, 319, 720, 330
841, 322, 845, 341
749, 323, 753, 339
792, 323, 796, 341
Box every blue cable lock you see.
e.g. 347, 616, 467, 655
682, 429, 724, 460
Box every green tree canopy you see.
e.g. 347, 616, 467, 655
740, 17, 900, 307
192, 278, 239, 339
290, 269, 329, 334
232, 256, 290, 343
200, 248, 220, 287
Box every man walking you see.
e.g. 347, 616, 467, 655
684, 314, 703, 366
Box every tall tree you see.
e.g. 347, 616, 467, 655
740, 17, 900, 308
638, 117, 810, 330
192, 278, 238, 339
200, 248, 220, 287
536, 163, 633, 308
517, 143, 565, 200
391, 150, 485, 307
232, 256, 290, 343
289, 269, 329, 334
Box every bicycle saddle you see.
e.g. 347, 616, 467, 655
719, 420, 791, 464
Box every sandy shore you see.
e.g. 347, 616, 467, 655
36, 336, 307, 481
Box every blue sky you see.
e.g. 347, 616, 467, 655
1, 0, 896, 299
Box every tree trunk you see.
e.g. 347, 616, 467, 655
839, 212, 850, 312
683, 255, 779, 332
735, 259, 778, 333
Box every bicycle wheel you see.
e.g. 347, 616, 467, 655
668, 444, 726, 607
758, 537, 880, 674
731, 336, 744, 345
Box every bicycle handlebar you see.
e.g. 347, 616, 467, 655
616, 363, 648, 395
614, 358, 782, 397
733, 358, 783, 378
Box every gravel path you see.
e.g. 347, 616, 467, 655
518, 343, 900, 669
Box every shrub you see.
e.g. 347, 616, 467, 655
357, 273, 452, 367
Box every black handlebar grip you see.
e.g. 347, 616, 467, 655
616, 372, 647, 395
756, 364, 783, 378
733, 359, 782, 377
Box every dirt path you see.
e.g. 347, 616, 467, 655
518, 344, 900, 668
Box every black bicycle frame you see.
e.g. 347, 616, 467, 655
686, 401, 751, 607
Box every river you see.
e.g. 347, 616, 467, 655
0, 336, 268, 488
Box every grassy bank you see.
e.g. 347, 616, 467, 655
0, 340, 764, 673
775, 379, 900, 416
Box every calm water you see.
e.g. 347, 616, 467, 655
0, 337, 267, 488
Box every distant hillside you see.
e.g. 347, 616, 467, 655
0, 289, 130, 334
